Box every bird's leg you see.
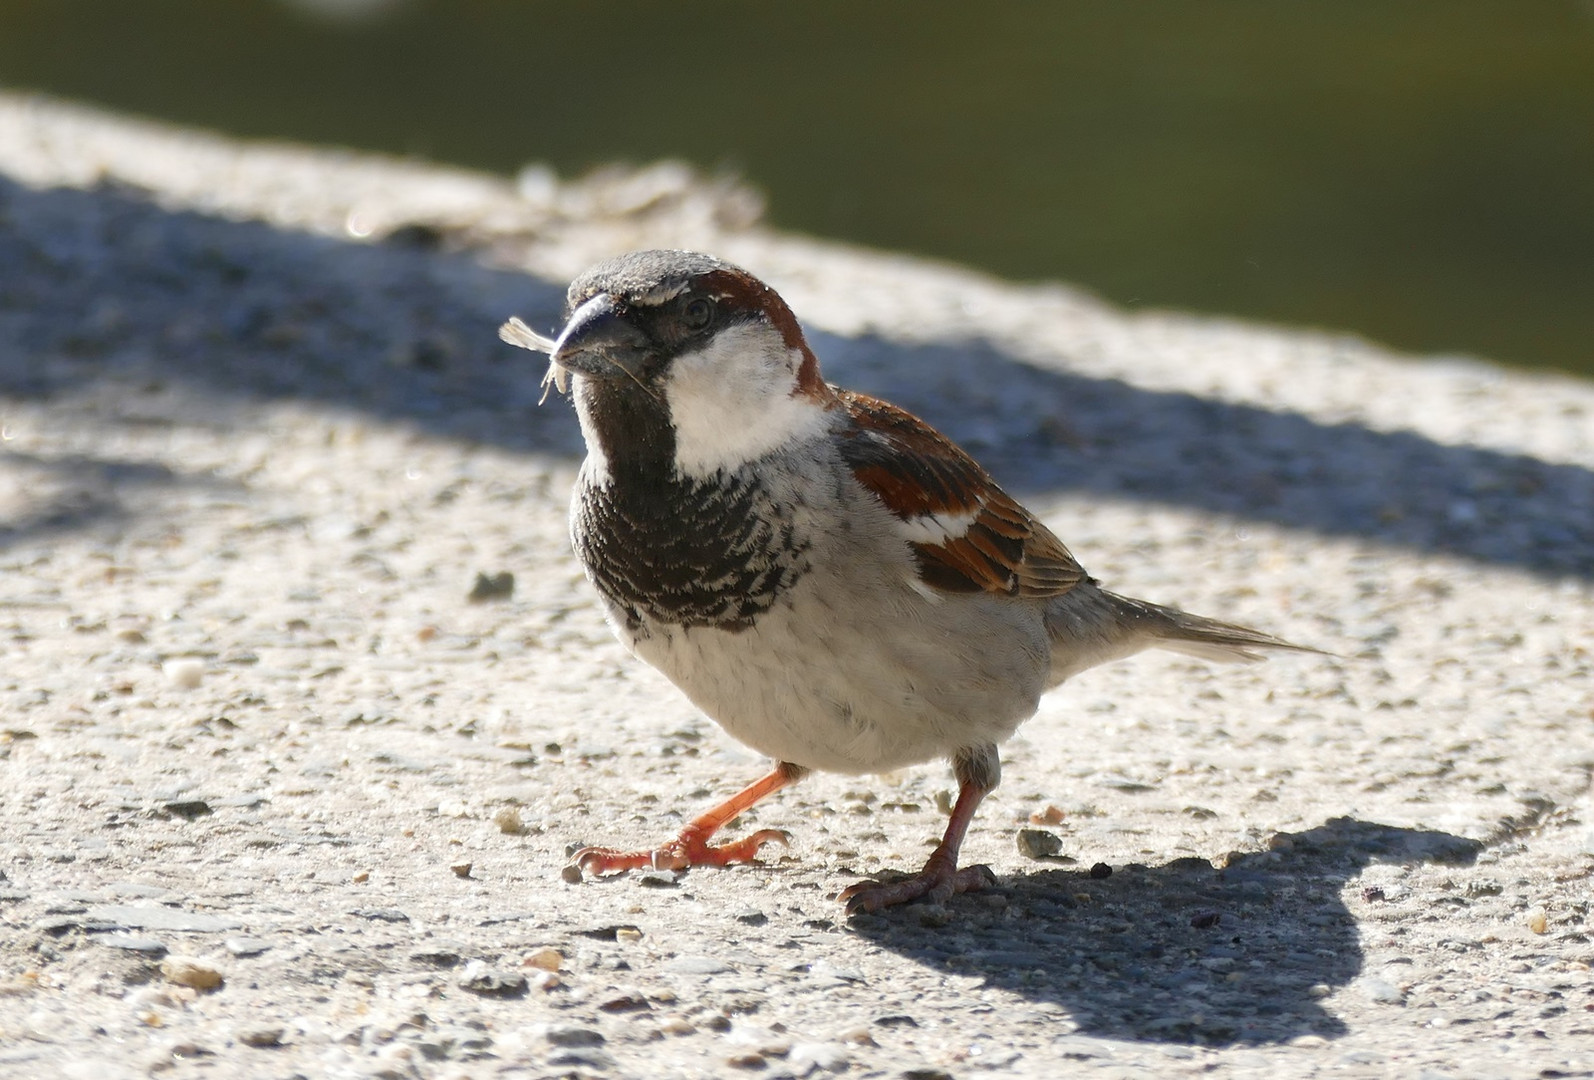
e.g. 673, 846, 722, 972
572, 761, 808, 875
840, 745, 999, 914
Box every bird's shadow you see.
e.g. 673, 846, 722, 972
847, 817, 1482, 1046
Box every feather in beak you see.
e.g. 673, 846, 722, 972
498, 317, 568, 403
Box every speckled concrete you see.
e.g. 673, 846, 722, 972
1, 94, 1590, 1079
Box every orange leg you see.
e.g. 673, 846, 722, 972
572, 762, 807, 875
840, 746, 999, 914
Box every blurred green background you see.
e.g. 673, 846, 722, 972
2, 0, 1591, 377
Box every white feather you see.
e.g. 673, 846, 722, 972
894, 509, 977, 546
498, 316, 557, 354
498, 317, 569, 403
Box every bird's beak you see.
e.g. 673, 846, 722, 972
551, 293, 652, 380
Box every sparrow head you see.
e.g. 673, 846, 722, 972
543, 250, 835, 477
552, 250, 816, 386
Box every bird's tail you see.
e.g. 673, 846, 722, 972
1099, 589, 1323, 664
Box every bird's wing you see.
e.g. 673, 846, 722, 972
834, 390, 1086, 599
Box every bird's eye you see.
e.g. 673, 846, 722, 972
682, 297, 715, 331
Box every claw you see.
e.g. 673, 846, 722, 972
839, 759, 997, 916
571, 846, 652, 876
570, 828, 789, 878
841, 863, 996, 915
565, 765, 803, 882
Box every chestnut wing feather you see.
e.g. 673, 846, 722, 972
834, 391, 1086, 599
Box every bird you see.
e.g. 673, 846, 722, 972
499, 249, 1317, 914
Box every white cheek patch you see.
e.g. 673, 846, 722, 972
665, 323, 828, 476
895, 509, 977, 546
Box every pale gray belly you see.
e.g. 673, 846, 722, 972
618, 568, 1052, 774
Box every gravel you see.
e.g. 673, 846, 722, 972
0, 92, 1591, 1078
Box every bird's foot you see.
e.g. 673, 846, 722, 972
839, 858, 997, 915
571, 828, 790, 876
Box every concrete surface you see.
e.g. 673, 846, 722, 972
0, 93, 1591, 1079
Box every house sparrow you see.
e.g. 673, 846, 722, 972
500, 250, 1316, 914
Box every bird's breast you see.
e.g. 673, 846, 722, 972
570, 462, 812, 635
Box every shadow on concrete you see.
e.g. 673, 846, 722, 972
847, 817, 1482, 1046
0, 449, 220, 551
0, 176, 1589, 576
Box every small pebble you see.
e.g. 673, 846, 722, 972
1016, 828, 1063, 859
101, 935, 167, 955
0, 972, 39, 997
524, 947, 562, 972
873, 1014, 918, 1028
160, 957, 224, 991
1028, 804, 1066, 825
1089, 862, 1113, 879
467, 571, 515, 603
410, 946, 462, 967
238, 1026, 284, 1048
1189, 910, 1220, 929
163, 799, 212, 820
450, 862, 473, 879
458, 961, 528, 997
789, 1041, 850, 1073
810, 960, 865, 984
1361, 886, 1386, 902
1362, 976, 1405, 1004
494, 807, 524, 834
223, 937, 270, 957
1527, 908, 1549, 934
560, 864, 584, 884
616, 927, 644, 943
544, 1024, 605, 1048
549, 1048, 618, 1070
161, 658, 205, 689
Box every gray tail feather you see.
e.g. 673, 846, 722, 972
1101, 590, 1325, 664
